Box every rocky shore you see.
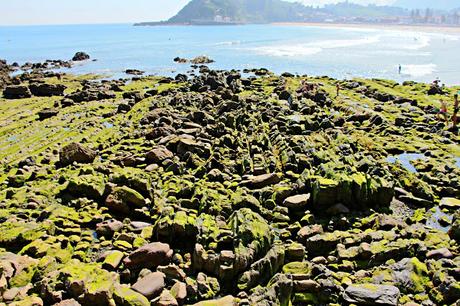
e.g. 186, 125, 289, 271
0, 59, 459, 306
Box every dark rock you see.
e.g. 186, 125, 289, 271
3, 85, 32, 99
59, 143, 97, 166
29, 83, 67, 96
125, 69, 145, 76
72, 52, 90, 61
173, 57, 188, 63
38, 108, 59, 120
146, 146, 174, 163
190, 56, 214, 65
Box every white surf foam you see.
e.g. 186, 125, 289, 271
402, 64, 437, 77
215, 40, 241, 46
254, 45, 322, 57
253, 35, 380, 57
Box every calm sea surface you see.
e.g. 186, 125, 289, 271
1, 24, 459, 84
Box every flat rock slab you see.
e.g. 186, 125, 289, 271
283, 194, 310, 209
344, 284, 400, 306
132, 272, 165, 299
439, 197, 460, 209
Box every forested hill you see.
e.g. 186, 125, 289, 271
135, 0, 408, 26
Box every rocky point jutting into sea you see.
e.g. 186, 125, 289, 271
0, 53, 459, 306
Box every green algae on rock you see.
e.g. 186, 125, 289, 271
0, 66, 459, 305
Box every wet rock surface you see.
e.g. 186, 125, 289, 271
0, 67, 459, 305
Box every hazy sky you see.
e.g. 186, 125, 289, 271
0, 0, 397, 26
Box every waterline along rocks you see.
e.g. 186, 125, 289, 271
0, 62, 459, 306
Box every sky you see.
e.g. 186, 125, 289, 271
0, 0, 398, 26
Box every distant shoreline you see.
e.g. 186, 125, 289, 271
272, 22, 460, 34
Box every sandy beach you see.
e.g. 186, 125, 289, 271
273, 22, 460, 34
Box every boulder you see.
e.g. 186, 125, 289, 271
146, 146, 174, 163
282, 194, 310, 209
132, 272, 165, 299
156, 289, 179, 306
439, 197, 460, 209
29, 83, 67, 96
64, 174, 105, 200
190, 56, 214, 64
310, 174, 394, 211
59, 143, 97, 166
125, 69, 145, 76
105, 186, 146, 214
38, 108, 59, 120
3, 85, 32, 99
238, 243, 285, 290
96, 219, 124, 238
170, 282, 187, 305
102, 250, 124, 270
343, 284, 400, 306
190, 296, 236, 306
244, 173, 282, 189
72, 52, 90, 61
113, 285, 150, 306
123, 242, 172, 269
449, 211, 460, 242
53, 299, 81, 306
248, 273, 292, 306
426, 247, 453, 259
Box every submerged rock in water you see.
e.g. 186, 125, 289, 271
72, 51, 90, 61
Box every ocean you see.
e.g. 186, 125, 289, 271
1, 23, 459, 84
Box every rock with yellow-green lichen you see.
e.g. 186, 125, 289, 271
190, 295, 237, 306
1, 68, 460, 306
7, 296, 44, 306
0, 253, 38, 289
59, 143, 96, 167
113, 285, 150, 306
448, 211, 460, 242
310, 174, 394, 211
63, 174, 106, 200
104, 186, 146, 214
37, 259, 119, 306
109, 167, 153, 198
102, 251, 124, 270
0, 222, 53, 251
439, 197, 460, 209
238, 242, 285, 290
248, 273, 293, 306
343, 284, 400, 306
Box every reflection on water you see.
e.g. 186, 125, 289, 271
386, 153, 426, 173
426, 206, 453, 233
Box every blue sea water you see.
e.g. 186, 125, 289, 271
1, 23, 460, 84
